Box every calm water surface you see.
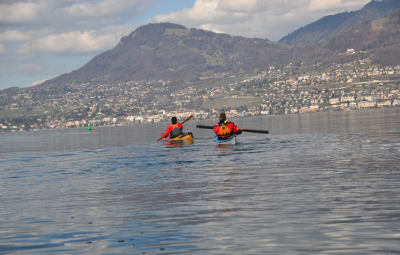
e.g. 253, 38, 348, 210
1, 108, 400, 254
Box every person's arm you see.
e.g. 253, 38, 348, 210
213, 124, 219, 134
229, 122, 239, 133
234, 123, 243, 134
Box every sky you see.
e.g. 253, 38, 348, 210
0, 0, 370, 90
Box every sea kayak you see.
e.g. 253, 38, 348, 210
213, 134, 238, 144
165, 133, 194, 144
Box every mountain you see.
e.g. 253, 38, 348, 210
324, 10, 400, 66
280, 0, 400, 45
38, 1, 400, 90
40, 23, 291, 89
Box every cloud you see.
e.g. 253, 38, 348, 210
0, 30, 30, 42
0, 1, 47, 24
153, 0, 370, 40
0, 0, 149, 57
18, 26, 131, 55
309, 0, 342, 11
0, 0, 148, 57
0, 0, 148, 29
217, 0, 259, 12
19, 31, 102, 54
0, 0, 153, 88
64, 0, 144, 18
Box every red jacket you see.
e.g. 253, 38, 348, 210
161, 123, 183, 138
214, 121, 239, 137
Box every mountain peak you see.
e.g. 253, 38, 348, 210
128, 23, 187, 37
365, 0, 400, 7
39, 23, 288, 88
134, 22, 186, 33
118, 22, 188, 46
280, 0, 400, 44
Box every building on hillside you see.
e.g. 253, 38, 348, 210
362, 96, 374, 102
309, 105, 320, 112
329, 98, 340, 105
341, 96, 355, 102
328, 105, 344, 111
377, 100, 392, 107
135, 117, 144, 123
349, 102, 358, 109
126, 116, 135, 122
300, 106, 311, 113
358, 101, 376, 109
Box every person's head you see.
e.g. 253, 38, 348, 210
219, 112, 226, 122
171, 117, 177, 124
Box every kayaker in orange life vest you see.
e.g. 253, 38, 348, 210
161, 117, 184, 139
213, 112, 242, 139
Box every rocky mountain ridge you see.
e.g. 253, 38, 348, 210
280, 0, 400, 45
39, 23, 290, 89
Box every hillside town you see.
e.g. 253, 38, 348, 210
0, 57, 399, 132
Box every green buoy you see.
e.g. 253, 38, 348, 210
87, 124, 92, 131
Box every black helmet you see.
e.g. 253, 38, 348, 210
171, 117, 177, 124
219, 112, 226, 122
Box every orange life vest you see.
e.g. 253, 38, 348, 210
217, 121, 233, 139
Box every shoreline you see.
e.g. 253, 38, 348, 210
1, 106, 399, 134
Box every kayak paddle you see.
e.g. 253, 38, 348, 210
157, 115, 194, 141
196, 125, 269, 134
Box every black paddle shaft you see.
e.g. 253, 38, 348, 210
196, 125, 214, 129
241, 128, 269, 134
196, 125, 269, 134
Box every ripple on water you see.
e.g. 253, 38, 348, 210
1, 110, 400, 254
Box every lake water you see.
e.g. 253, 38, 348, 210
1, 108, 400, 255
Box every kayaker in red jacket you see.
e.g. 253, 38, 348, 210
213, 112, 242, 139
161, 117, 183, 139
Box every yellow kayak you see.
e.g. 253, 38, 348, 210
166, 133, 194, 144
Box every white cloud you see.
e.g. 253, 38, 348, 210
0, 0, 147, 28
165, 1, 221, 23
154, 0, 370, 40
0, 0, 152, 88
0, 0, 148, 56
21, 31, 103, 54
0, 30, 30, 42
64, 0, 143, 18
18, 25, 132, 55
217, 0, 257, 12
309, 0, 341, 11
0, 1, 47, 24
